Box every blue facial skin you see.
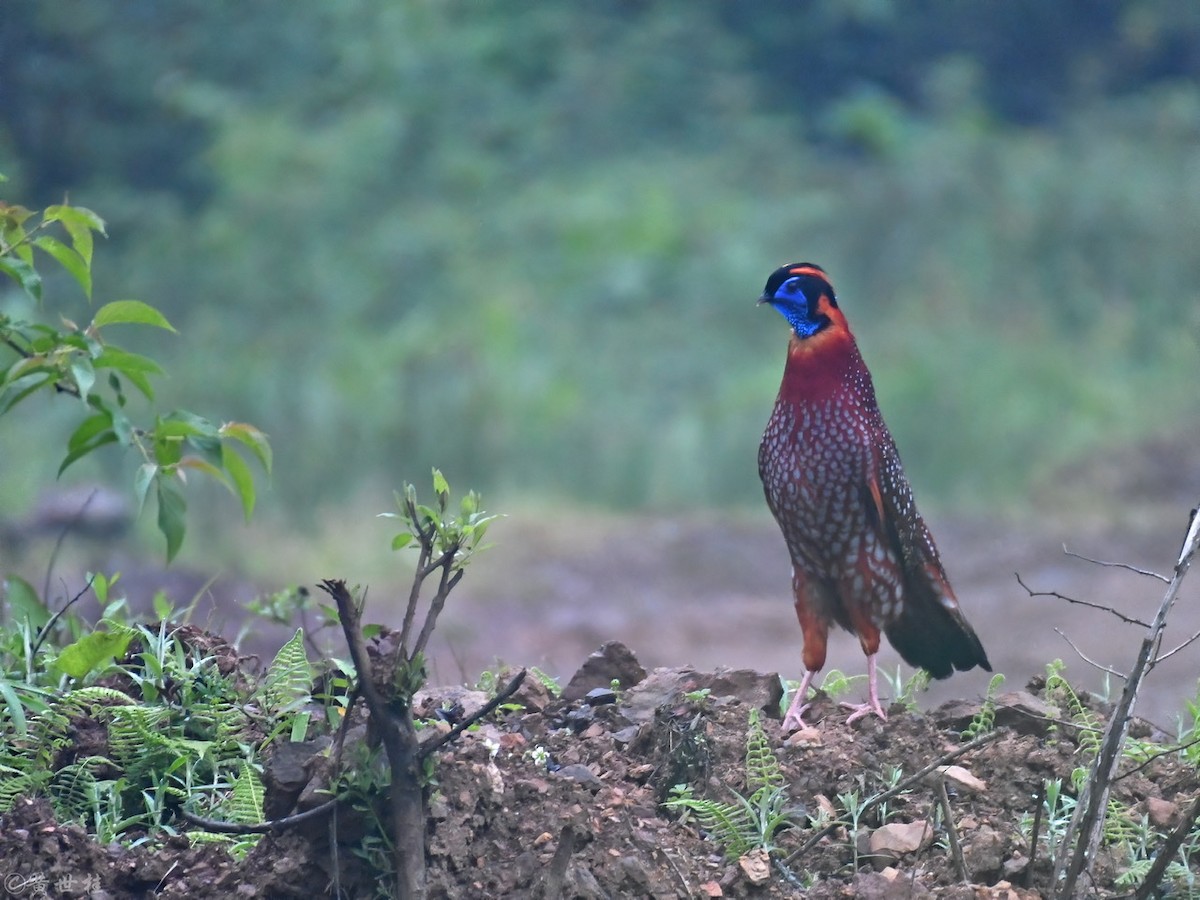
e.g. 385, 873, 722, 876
766, 276, 822, 337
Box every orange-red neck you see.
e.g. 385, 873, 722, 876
777, 310, 868, 403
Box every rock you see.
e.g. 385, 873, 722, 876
619, 666, 783, 724
737, 848, 771, 886
1002, 852, 1029, 880
554, 763, 604, 792
993, 691, 1062, 735
507, 667, 555, 711
932, 691, 1060, 737
1147, 796, 1179, 828
700, 881, 723, 897
868, 821, 933, 866
611, 725, 640, 745
784, 724, 823, 747
936, 764, 987, 793
976, 881, 1041, 899
585, 686, 618, 706
262, 738, 330, 818
962, 824, 1006, 881
562, 641, 647, 701
850, 871, 934, 899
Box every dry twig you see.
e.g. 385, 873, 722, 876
1053, 505, 1200, 898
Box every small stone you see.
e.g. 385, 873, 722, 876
936, 764, 987, 793
869, 821, 933, 863
962, 824, 1006, 880
784, 724, 822, 747
533, 831, 554, 847
585, 686, 618, 706
1002, 853, 1029, 880
612, 725, 640, 745
738, 847, 771, 886
700, 881, 723, 897
554, 763, 604, 792
1147, 796, 1179, 828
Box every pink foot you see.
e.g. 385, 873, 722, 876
841, 653, 888, 724
841, 698, 888, 724
781, 670, 816, 733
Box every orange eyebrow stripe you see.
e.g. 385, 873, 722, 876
788, 265, 828, 280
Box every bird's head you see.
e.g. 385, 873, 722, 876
758, 263, 842, 339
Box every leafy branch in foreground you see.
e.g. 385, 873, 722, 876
318, 469, 516, 900
0, 184, 271, 560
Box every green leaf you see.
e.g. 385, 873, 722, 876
91, 299, 176, 332
178, 456, 232, 489
222, 444, 257, 520
220, 422, 273, 474
70, 357, 95, 403
67, 411, 113, 452
33, 235, 91, 299
391, 532, 414, 551
432, 468, 450, 498
3, 574, 50, 630
54, 630, 134, 680
58, 430, 119, 476
290, 711, 311, 743
43, 204, 105, 265
0, 255, 42, 302
90, 571, 110, 605
0, 680, 29, 736
134, 464, 157, 515
156, 477, 187, 562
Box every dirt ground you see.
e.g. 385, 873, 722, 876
1, 638, 1197, 899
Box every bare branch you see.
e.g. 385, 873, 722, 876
412, 560, 463, 659
1153, 626, 1200, 666
1061, 545, 1169, 583
418, 668, 526, 760
179, 797, 339, 834
934, 777, 968, 883
1054, 500, 1200, 898
1015, 572, 1150, 628
1053, 627, 1126, 680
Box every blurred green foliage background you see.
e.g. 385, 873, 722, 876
3, 0, 1199, 528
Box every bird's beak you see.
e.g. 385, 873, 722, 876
756, 293, 771, 306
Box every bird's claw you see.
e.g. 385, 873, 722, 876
781, 704, 813, 733
841, 699, 888, 724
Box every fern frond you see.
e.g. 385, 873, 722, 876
222, 761, 265, 825
260, 628, 313, 716
745, 709, 785, 794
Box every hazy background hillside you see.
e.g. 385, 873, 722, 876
3, 3, 1200, 712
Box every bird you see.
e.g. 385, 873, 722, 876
757, 262, 990, 730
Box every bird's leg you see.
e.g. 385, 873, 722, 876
781, 668, 816, 732
841, 653, 888, 724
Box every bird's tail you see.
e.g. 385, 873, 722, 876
883, 570, 991, 679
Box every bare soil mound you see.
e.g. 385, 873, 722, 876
2, 640, 1195, 899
